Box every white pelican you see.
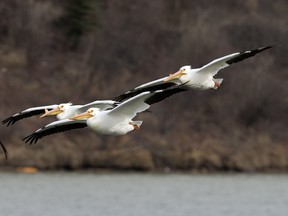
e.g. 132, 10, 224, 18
23, 88, 185, 144
114, 46, 273, 101
164, 46, 273, 89
0, 140, 8, 159
2, 100, 119, 126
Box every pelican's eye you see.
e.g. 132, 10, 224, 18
59, 105, 64, 109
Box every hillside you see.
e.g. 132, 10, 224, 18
0, 0, 287, 171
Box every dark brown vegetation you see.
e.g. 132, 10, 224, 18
0, 0, 287, 172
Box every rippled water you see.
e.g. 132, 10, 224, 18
0, 172, 288, 216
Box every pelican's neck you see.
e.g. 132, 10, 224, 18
57, 107, 75, 119
179, 69, 194, 84
57, 111, 68, 120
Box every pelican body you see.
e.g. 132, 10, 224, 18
72, 107, 142, 135
165, 65, 222, 90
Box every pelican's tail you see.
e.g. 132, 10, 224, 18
131, 121, 142, 131
132, 121, 142, 127
213, 78, 223, 89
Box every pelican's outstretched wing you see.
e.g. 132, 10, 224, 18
144, 86, 187, 105
78, 100, 120, 113
109, 86, 186, 120
198, 46, 273, 76
2, 105, 58, 126
113, 77, 178, 102
23, 119, 87, 145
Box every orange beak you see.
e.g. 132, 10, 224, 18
164, 70, 186, 82
40, 107, 62, 118
69, 111, 93, 120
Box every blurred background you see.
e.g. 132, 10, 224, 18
0, 0, 287, 172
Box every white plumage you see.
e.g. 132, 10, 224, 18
23, 88, 185, 144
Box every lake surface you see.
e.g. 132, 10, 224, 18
0, 172, 287, 216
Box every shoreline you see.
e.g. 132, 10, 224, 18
1, 166, 288, 174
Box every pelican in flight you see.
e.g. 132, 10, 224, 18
23, 88, 185, 144
2, 100, 119, 126
114, 46, 273, 101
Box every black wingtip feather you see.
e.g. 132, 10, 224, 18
23, 121, 88, 145
2, 117, 16, 127
0, 140, 8, 160
256, 45, 274, 53
23, 133, 39, 145
2, 109, 52, 127
226, 46, 274, 65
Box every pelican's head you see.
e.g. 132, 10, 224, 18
69, 108, 100, 120
40, 102, 72, 118
164, 65, 191, 82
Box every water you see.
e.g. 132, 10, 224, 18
0, 172, 287, 216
